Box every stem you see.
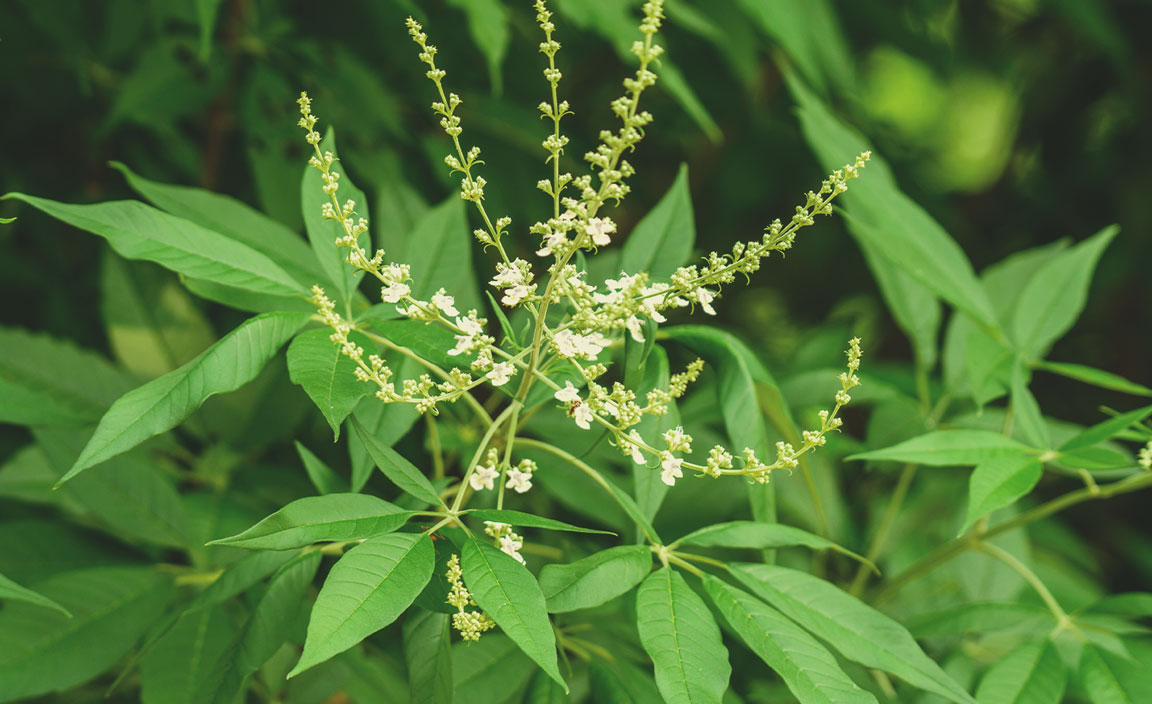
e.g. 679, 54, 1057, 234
451, 404, 518, 513
426, 414, 445, 480
666, 554, 704, 578
849, 463, 918, 596
979, 542, 1069, 625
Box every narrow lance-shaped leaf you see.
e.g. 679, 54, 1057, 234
403, 609, 453, 704
703, 575, 878, 704
207, 494, 415, 550
636, 567, 731, 704
0, 571, 70, 616
467, 509, 614, 535
289, 533, 434, 678
731, 564, 976, 704
962, 456, 1044, 534
538, 545, 653, 613
674, 521, 876, 573
850, 430, 1033, 466
1035, 361, 1152, 397
461, 536, 567, 691
1058, 405, 1152, 453
287, 328, 372, 440
1011, 363, 1050, 449
974, 640, 1065, 704
4, 193, 304, 299
295, 441, 347, 495
61, 312, 310, 483
349, 415, 444, 503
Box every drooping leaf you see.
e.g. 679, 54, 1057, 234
974, 640, 1065, 704
731, 564, 976, 703
287, 328, 372, 439
208, 494, 414, 550
1010, 226, 1118, 360
962, 456, 1044, 533
467, 509, 613, 535
674, 521, 874, 572
0, 326, 134, 427
703, 576, 878, 704
1035, 361, 1152, 397
0, 571, 70, 616
187, 550, 299, 613
404, 609, 453, 704
446, 0, 510, 93
5, 193, 305, 299
295, 441, 347, 495
349, 415, 444, 504
461, 537, 566, 691
850, 430, 1033, 466
110, 161, 326, 289
61, 312, 309, 482
538, 545, 652, 613
301, 129, 370, 306
1077, 643, 1152, 703
0, 567, 173, 703
636, 567, 730, 704
1057, 405, 1152, 453
619, 163, 695, 278
290, 533, 434, 677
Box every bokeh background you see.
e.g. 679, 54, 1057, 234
2, 0, 1150, 582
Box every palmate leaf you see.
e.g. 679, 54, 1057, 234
619, 163, 695, 278
289, 533, 434, 678
538, 545, 653, 613
703, 576, 877, 704
61, 311, 309, 483
4, 194, 305, 300
974, 640, 1065, 704
0, 566, 173, 703
0, 571, 70, 616
850, 430, 1033, 466
207, 494, 415, 550
730, 564, 976, 703
461, 537, 566, 691
287, 328, 372, 439
636, 567, 731, 704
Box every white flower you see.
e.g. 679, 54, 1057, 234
586, 217, 616, 247
505, 467, 533, 493
627, 429, 646, 464
553, 329, 608, 360
502, 284, 531, 307
660, 453, 683, 486
432, 289, 458, 317
498, 534, 525, 564
381, 282, 410, 303
625, 316, 645, 343
470, 463, 498, 491
662, 426, 693, 453
486, 362, 514, 387
695, 287, 716, 315
555, 382, 581, 404
552, 329, 581, 358
490, 260, 528, 288
536, 231, 566, 257
573, 404, 593, 430
457, 316, 483, 336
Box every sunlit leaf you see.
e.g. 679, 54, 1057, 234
538, 545, 652, 613
208, 494, 414, 550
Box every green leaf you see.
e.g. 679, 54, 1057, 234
347, 389, 421, 491
974, 640, 1065, 704
1058, 405, 1152, 452
404, 610, 453, 704
461, 537, 566, 691
110, 161, 326, 289
207, 494, 414, 550
674, 521, 875, 573
62, 312, 309, 482
349, 415, 444, 504
734, 0, 854, 96
187, 551, 299, 612
290, 533, 434, 677
0, 326, 134, 427
487, 291, 520, 347
631, 345, 676, 527
636, 567, 730, 704
788, 76, 999, 330
452, 633, 534, 704
619, 163, 695, 278
850, 430, 1033, 466
467, 509, 614, 535
730, 564, 976, 704
194, 0, 224, 59
393, 196, 482, 313
1078, 643, 1152, 703
906, 603, 1054, 639
962, 456, 1044, 534
589, 659, 665, 704
5, 193, 305, 299
1035, 361, 1152, 397
140, 605, 231, 704
0, 571, 70, 616
538, 545, 652, 613
301, 130, 369, 307
0, 216, 14, 223
703, 576, 878, 704
1011, 364, 1050, 449
446, 0, 510, 93
0, 567, 173, 702
1010, 226, 1118, 360
856, 226, 941, 369
525, 670, 569, 704
287, 328, 371, 439
295, 441, 347, 495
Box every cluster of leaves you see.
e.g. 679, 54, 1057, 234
2, 1, 1152, 704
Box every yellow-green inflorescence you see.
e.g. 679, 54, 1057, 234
446, 554, 496, 641
300, 0, 870, 500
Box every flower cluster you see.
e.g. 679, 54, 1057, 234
446, 554, 495, 641
1139, 441, 1152, 472
485, 521, 526, 564
302, 0, 868, 509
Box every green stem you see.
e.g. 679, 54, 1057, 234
451, 404, 518, 513
426, 414, 445, 481
979, 542, 1069, 626
849, 462, 918, 596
